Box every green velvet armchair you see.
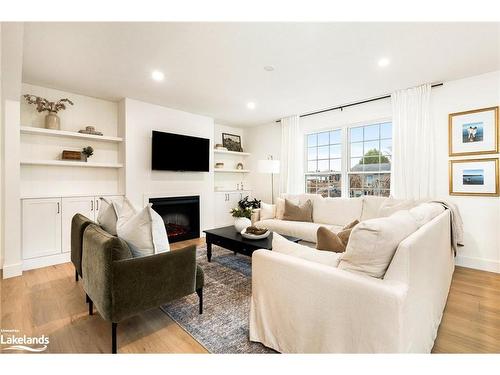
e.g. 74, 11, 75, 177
81, 223, 204, 353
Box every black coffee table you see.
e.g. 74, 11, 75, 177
203, 225, 301, 262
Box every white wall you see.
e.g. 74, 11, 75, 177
245, 70, 500, 273
245, 122, 282, 203
19, 83, 122, 198
122, 98, 215, 232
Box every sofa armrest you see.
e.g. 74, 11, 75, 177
111, 245, 199, 322
251, 208, 261, 224
249, 250, 407, 353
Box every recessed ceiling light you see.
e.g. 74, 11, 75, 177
264, 65, 275, 72
377, 58, 390, 68
247, 102, 256, 110
151, 70, 165, 81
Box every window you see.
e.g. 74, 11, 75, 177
305, 130, 342, 197
305, 121, 392, 198
348, 122, 392, 197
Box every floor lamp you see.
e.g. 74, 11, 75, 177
258, 156, 280, 204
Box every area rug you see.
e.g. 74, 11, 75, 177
161, 245, 275, 354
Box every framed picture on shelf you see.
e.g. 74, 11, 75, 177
222, 133, 242, 152
449, 106, 498, 156
449, 158, 499, 196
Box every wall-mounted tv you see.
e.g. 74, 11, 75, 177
151, 130, 210, 172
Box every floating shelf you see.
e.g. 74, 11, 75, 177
213, 149, 251, 156
21, 160, 123, 168
214, 169, 250, 173
20, 126, 123, 143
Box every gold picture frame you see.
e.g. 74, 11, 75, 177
448, 106, 499, 156
449, 158, 499, 197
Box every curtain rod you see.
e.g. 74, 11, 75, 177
275, 83, 443, 123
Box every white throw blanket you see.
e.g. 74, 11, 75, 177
430, 200, 464, 255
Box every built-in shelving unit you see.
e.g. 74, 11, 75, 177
20, 126, 123, 142
214, 169, 250, 173
213, 149, 251, 156
20, 160, 123, 169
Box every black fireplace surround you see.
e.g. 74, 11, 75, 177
149, 196, 200, 243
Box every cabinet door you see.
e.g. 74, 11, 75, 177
214, 193, 233, 227
61, 197, 95, 254
22, 198, 62, 259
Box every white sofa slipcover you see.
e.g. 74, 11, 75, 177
249, 209, 454, 353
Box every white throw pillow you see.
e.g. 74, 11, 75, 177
338, 210, 419, 278
272, 233, 341, 267
260, 202, 276, 220
360, 196, 388, 221
276, 198, 285, 220
408, 203, 445, 228
116, 199, 170, 257
96, 198, 119, 235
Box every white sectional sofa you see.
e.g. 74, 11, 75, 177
249, 194, 455, 353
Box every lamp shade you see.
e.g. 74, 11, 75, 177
258, 159, 280, 174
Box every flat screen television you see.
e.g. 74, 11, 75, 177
151, 130, 210, 172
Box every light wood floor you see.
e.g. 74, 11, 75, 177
1, 238, 499, 353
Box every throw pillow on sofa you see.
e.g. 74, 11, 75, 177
273, 233, 341, 267
338, 210, 419, 278
316, 219, 359, 253
282, 199, 313, 222
96, 197, 120, 235
275, 198, 285, 220
116, 198, 170, 257
260, 202, 276, 220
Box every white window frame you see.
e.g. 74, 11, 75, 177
304, 117, 392, 198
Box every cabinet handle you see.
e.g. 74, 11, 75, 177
96, 199, 99, 211
57, 202, 60, 214
91, 200, 94, 211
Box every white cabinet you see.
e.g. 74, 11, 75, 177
214, 191, 252, 227
22, 198, 62, 259
21, 195, 124, 268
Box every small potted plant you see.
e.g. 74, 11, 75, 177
230, 207, 253, 232
23, 94, 74, 130
81, 146, 94, 162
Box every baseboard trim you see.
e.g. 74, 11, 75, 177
455, 255, 500, 274
2, 262, 23, 279
23, 252, 71, 271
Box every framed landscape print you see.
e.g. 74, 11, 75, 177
449, 158, 499, 196
449, 106, 499, 156
222, 133, 243, 152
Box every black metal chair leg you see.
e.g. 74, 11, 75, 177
196, 288, 203, 314
75, 269, 79, 282
112, 323, 117, 354
85, 294, 90, 304
88, 299, 93, 315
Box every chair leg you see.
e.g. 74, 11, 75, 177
196, 288, 203, 314
75, 269, 79, 282
112, 323, 117, 354
85, 294, 90, 304
88, 298, 93, 316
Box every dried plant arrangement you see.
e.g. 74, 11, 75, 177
23, 94, 74, 113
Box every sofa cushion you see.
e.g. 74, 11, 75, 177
282, 193, 319, 205
409, 203, 445, 228
272, 233, 341, 267
260, 202, 276, 220
283, 199, 313, 222
96, 197, 119, 235
338, 210, 419, 278
312, 197, 363, 226
360, 196, 387, 221
276, 198, 285, 220
378, 198, 417, 217
255, 219, 338, 243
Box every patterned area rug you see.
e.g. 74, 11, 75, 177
161, 245, 275, 354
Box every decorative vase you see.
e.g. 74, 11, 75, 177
45, 112, 60, 130
234, 217, 251, 232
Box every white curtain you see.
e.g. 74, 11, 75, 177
279, 115, 304, 195
391, 83, 435, 200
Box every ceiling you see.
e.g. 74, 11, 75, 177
22, 22, 500, 127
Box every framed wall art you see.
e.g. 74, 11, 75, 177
449, 106, 499, 156
222, 133, 243, 152
449, 158, 499, 196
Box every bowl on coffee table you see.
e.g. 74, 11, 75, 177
241, 226, 270, 240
